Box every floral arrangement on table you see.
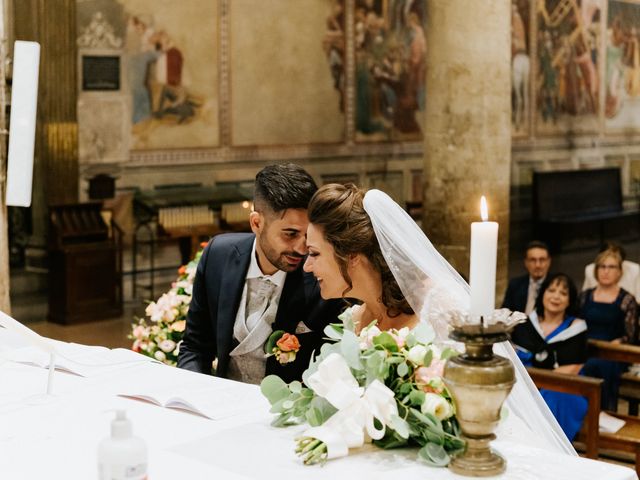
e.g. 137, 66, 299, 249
260, 309, 465, 466
129, 243, 207, 366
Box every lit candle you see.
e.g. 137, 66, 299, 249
470, 196, 498, 318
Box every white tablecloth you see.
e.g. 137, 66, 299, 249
0, 331, 636, 480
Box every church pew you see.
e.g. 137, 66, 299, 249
526, 366, 602, 459
587, 340, 640, 416
528, 340, 640, 474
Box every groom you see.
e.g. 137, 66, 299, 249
177, 164, 343, 384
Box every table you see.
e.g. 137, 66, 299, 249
0, 331, 636, 480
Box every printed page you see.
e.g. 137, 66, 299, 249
1, 343, 155, 377
120, 380, 266, 420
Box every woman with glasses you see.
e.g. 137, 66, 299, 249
579, 245, 639, 409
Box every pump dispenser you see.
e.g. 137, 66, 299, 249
98, 410, 148, 480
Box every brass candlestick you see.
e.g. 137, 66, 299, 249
443, 320, 518, 477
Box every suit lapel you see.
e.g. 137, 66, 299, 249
217, 237, 252, 359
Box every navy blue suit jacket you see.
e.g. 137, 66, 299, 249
501, 274, 529, 314
177, 233, 343, 383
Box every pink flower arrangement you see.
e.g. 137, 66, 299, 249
129, 244, 205, 366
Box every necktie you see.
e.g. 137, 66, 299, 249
525, 280, 539, 315
245, 277, 277, 331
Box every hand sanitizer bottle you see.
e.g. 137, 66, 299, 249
98, 410, 148, 480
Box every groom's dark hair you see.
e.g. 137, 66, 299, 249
253, 163, 317, 215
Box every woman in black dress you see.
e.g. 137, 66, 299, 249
511, 273, 588, 440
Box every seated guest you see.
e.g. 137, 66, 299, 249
502, 240, 551, 314
582, 242, 640, 301
579, 245, 639, 410
177, 164, 344, 384
511, 273, 588, 441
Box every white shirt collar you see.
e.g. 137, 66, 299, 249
245, 239, 287, 287
529, 275, 545, 286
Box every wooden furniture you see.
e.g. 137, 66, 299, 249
132, 184, 252, 298
532, 168, 639, 252
528, 339, 640, 474
48, 202, 123, 324
527, 367, 602, 459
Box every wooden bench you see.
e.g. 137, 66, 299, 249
528, 340, 640, 474
532, 168, 639, 253
527, 366, 602, 459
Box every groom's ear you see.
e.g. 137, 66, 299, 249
249, 211, 262, 234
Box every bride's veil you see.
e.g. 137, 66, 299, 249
363, 189, 575, 455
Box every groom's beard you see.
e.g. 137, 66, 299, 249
259, 238, 305, 272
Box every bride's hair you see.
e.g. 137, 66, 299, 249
308, 183, 413, 317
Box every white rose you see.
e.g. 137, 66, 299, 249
421, 392, 453, 420
359, 325, 382, 349
396, 327, 411, 341
154, 350, 167, 362
159, 339, 176, 353
407, 345, 428, 365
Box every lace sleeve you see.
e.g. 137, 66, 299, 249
620, 290, 639, 344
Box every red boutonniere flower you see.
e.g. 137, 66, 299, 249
265, 330, 300, 365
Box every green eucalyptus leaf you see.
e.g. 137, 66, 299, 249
305, 407, 322, 427
289, 381, 302, 394
341, 330, 364, 370
405, 332, 417, 348
440, 347, 459, 360
310, 396, 338, 423
260, 375, 290, 405
390, 414, 410, 439
373, 332, 399, 352
408, 389, 426, 407
397, 361, 409, 377
398, 382, 413, 396
270, 412, 293, 428
418, 443, 450, 467
423, 350, 433, 367
386, 356, 404, 364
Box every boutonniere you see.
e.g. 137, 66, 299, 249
265, 330, 300, 365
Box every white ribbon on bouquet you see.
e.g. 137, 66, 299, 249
304, 353, 398, 459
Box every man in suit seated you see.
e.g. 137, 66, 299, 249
583, 242, 640, 300
178, 164, 344, 384
502, 240, 551, 315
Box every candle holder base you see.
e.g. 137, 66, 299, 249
448, 435, 506, 477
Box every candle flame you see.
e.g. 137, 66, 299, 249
480, 196, 488, 221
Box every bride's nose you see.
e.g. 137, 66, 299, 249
303, 256, 313, 272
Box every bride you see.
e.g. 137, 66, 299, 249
302, 183, 575, 456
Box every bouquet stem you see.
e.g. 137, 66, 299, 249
295, 437, 328, 465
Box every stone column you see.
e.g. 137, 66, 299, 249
14, 0, 78, 255
422, 0, 511, 300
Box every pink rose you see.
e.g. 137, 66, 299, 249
415, 359, 445, 384
276, 333, 300, 353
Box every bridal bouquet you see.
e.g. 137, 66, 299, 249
129, 242, 207, 366
260, 309, 465, 466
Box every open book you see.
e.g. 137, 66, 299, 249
1, 343, 155, 377
119, 380, 266, 420
599, 411, 626, 433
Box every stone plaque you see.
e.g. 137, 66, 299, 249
82, 55, 119, 91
